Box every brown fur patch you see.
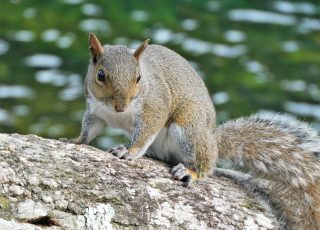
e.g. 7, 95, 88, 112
90, 66, 114, 100
128, 147, 139, 155
133, 39, 150, 60
186, 168, 199, 180
89, 33, 104, 60
307, 183, 320, 229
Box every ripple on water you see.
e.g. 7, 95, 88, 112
35, 69, 67, 86
113, 37, 129, 45
79, 19, 111, 33
25, 54, 62, 68
308, 84, 320, 101
182, 38, 211, 55
211, 44, 246, 58
151, 28, 247, 58
244, 60, 265, 74
280, 80, 306, 92
181, 19, 198, 31
0, 108, 12, 125
212, 92, 230, 105
298, 18, 320, 33
152, 28, 174, 44
0, 85, 34, 99
0, 39, 9, 55
29, 123, 46, 135
59, 73, 83, 101
63, 0, 83, 4
284, 102, 320, 119
224, 30, 246, 43
41, 30, 75, 48
59, 86, 82, 101
41, 29, 61, 42
29, 117, 66, 136
23, 7, 36, 18
182, 37, 247, 58
282, 41, 299, 52
9, 30, 36, 42
273, 1, 317, 15
171, 33, 186, 45
12, 105, 30, 116
131, 10, 149, 22
228, 9, 297, 25
57, 33, 75, 49
206, 0, 221, 12
81, 3, 102, 16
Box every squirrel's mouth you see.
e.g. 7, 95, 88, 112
112, 95, 139, 113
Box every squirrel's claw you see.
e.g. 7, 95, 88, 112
107, 145, 128, 158
107, 145, 138, 161
170, 163, 194, 187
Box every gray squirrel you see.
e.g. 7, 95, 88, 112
69, 33, 320, 229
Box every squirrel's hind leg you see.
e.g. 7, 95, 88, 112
165, 120, 217, 186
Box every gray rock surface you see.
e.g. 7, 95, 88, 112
0, 133, 279, 229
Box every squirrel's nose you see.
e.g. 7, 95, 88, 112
114, 104, 126, 113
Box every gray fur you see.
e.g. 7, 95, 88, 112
77, 109, 104, 144
217, 112, 320, 229
217, 112, 320, 187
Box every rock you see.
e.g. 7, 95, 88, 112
16, 199, 49, 221
9, 185, 25, 196
0, 133, 280, 229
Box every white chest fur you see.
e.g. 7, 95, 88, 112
87, 97, 136, 137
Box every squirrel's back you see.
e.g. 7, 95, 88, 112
216, 113, 320, 229
139, 45, 212, 109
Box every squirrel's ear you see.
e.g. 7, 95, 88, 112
133, 39, 150, 60
88, 33, 104, 64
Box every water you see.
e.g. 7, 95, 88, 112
0, 0, 319, 148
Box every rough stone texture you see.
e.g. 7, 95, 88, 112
0, 133, 280, 229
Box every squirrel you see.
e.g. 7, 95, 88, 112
70, 33, 320, 229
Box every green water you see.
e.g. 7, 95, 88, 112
0, 0, 320, 148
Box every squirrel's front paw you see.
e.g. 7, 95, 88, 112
107, 145, 137, 160
170, 163, 197, 187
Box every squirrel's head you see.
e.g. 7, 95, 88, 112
86, 33, 149, 113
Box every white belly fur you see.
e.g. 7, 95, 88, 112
148, 123, 185, 164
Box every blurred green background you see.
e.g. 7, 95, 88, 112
0, 0, 320, 148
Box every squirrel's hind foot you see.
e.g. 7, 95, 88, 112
170, 163, 197, 187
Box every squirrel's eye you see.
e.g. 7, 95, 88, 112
97, 70, 105, 81
137, 74, 141, 83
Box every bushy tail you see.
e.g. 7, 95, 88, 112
215, 113, 320, 229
